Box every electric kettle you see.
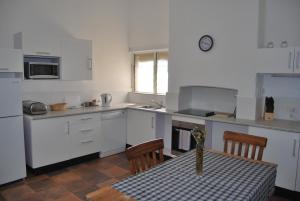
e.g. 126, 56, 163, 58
100, 93, 112, 107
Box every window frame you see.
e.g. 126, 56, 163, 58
132, 49, 168, 95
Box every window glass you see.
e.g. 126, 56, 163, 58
134, 53, 155, 93
157, 52, 168, 94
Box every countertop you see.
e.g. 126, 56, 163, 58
24, 103, 300, 133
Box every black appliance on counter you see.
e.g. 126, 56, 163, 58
175, 109, 215, 117
23, 101, 48, 115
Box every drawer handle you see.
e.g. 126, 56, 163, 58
80, 128, 93, 133
81, 140, 94, 144
293, 139, 297, 157
80, 117, 93, 121
0, 68, 9, 71
35, 51, 50, 55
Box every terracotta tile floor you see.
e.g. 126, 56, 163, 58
0, 153, 295, 201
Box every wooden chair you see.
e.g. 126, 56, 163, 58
223, 131, 267, 161
126, 139, 164, 174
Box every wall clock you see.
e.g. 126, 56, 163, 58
198, 35, 214, 52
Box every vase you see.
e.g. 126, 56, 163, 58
196, 143, 204, 175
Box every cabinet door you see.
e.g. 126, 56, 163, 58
127, 109, 156, 146
248, 127, 299, 191
293, 47, 300, 73
61, 38, 92, 80
296, 138, 300, 192
0, 49, 23, 72
30, 118, 70, 168
211, 122, 248, 151
14, 32, 60, 57
256, 48, 294, 74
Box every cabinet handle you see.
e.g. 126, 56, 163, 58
81, 140, 94, 144
293, 139, 297, 157
65, 121, 70, 135
288, 51, 293, 69
296, 51, 300, 70
88, 58, 93, 70
0, 68, 9, 71
151, 117, 154, 129
80, 128, 93, 133
35, 51, 50, 55
80, 117, 93, 121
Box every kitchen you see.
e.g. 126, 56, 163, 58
0, 0, 300, 201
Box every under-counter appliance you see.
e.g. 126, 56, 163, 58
23, 101, 47, 115
100, 111, 126, 157
24, 61, 59, 79
176, 109, 215, 117
0, 76, 26, 185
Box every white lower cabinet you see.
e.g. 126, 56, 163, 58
68, 114, 101, 159
24, 113, 101, 169
127, 109, 156, 146
248, 127, 300, 191
24, 117, 70, 168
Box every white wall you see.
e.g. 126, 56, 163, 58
128, 0, 169, 51
167, 0, 260, 119
0, 0, 131, 104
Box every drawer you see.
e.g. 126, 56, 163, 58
70, 124, 101, 158
69, 113, 101, 126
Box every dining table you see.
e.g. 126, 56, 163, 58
89, 149, 277, 201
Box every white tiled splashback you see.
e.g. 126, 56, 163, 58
260, 75, 300, 121
178, 86, 238, 114
127, 92, 166, 106
22, 90, 128, 106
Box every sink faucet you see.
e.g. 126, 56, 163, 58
151, 100, 164, 108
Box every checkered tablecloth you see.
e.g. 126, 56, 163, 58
113, 150, 277, 201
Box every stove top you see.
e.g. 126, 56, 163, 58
176, 109, 215, 117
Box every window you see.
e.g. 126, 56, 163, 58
134, 51, 168, 94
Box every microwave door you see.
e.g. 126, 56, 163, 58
29, 63, 59, 79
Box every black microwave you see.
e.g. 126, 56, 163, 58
24, 62, 60, 79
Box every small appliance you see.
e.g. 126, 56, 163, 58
176, 109, 215, 117
23, 100, 48, 115
101, 93, 112, 107
24, 61, 59, 79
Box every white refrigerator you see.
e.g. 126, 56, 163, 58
0, 77, 26, 185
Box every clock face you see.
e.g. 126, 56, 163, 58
199, 35, 214, 52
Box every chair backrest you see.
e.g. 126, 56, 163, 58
223, 131, 267, 161
126, 139, 164, 174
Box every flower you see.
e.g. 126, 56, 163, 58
191, 127, 206, 145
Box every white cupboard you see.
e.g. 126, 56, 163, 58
127, 109, 156, 146
24, 113, 101, 169
256, 47, 300, 74
60, 38, 92, 80
0, 49, 23, 72
24, 117, 70, 168
14, 32, 60, 57
248, 127, 300, 191
68, 113, 101, 159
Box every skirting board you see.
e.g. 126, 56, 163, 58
99, 147, 126, 158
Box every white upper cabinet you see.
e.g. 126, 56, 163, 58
60, 38, 92, 80
293, 47, 300, 73
14, 32, 60, 57
256, 48, 295, 74
0, 48, 23, 72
